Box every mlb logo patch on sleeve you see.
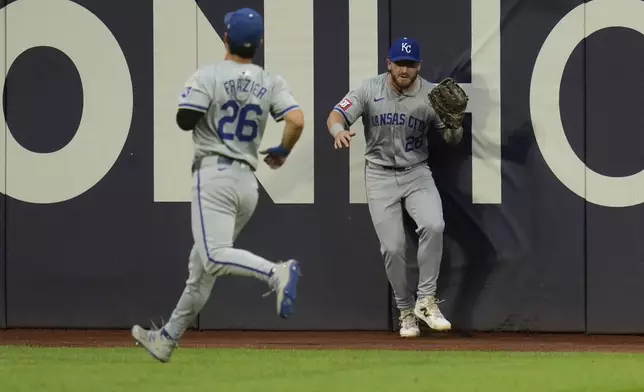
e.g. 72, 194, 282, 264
337, 98, 353, 111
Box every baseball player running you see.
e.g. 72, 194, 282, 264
326, 37, 464, 338
131, 8, 305, 362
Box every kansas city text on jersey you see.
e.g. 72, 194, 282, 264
371, 112, 427, 132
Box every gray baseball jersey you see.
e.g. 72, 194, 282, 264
178, 60, 300, 170
333, 73, 445, 168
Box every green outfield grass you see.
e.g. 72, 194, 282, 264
1, 346, 643, 392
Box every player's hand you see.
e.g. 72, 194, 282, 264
442, 127, 464, 145
334, 130, 356, 149
259, 145, 290, 170
263, 154, 286, 169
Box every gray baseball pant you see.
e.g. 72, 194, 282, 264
365, 161, 445, 310
163, 156, 278, 340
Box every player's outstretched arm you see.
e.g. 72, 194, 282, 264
328, 86, 367, 149
261, 74, 305, 169
280, 108, 305, 150
326, 111, 356, 149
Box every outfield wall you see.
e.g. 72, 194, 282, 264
1, 0, 642, 334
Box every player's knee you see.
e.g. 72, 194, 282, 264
416, 219, 445, 237
186, 285, 210, 309
199, 246, 233, 274
202, 243, 232, 259
381, 239, 406, 259
207, 247, 235, 266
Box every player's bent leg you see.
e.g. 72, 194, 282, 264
376, 223, 416, 312
365, 165, 415, 313
194, 164, 301, 319
198, 219, 300, 321
371, 212, 419, 335
206, 246, 303, 319
226, 177, 302, 320
193, 167, 274, 281
405, 185, 445, 299
403, 167, 451, 331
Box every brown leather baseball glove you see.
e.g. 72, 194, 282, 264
428, 77, 468, 129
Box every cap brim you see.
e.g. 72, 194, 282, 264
224, 12, 233, 26
389, 55, 420, 63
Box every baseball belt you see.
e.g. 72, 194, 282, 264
366, 159, 428, 172
191, 153, 254, 174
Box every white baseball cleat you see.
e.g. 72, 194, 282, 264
131, 325, 177, 363
265, 259, 301, 319
414, 296, 452, 331
399, 308, 420, 338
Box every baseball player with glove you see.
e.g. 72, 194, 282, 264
326, 37, 467, 337
131, 8, 305, 362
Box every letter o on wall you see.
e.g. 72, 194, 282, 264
530, 0, 644, 207
0, 0, 133, 204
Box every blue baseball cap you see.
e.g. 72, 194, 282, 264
224, 8, 264, 48
388, 37, 421, 63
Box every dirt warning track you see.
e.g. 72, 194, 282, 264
2, 329, 644, 353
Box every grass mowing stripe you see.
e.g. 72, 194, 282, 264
0, 347, 643, 392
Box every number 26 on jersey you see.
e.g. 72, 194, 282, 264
217, 100, 262, 142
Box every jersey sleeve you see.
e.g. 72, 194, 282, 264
177, 69, 213, 113
333, 84, 367, 127
270, 75, 301, 122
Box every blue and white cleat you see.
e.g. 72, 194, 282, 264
131, 325, 177, 363
269, 259, 301, 319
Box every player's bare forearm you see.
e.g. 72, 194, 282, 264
326, 110, 347, 137
280, 109, 305, 151
327, 110, 356, 148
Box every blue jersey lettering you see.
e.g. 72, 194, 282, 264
224, 79, 268, 100
372, 112, 407, 126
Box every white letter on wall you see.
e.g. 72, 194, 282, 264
348, 0, 378, 204
0, 0, 133, 204
260, 0, 315, 204
469, 0, 502, 204
0, 3, 5, 201
530, 0, 644, 207
156, 0, 315, 203
348, 0, 501, 204
153, 0, 197, 202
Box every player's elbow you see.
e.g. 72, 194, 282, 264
284, 109, 305, 132
177, 122, 194, 131
176, 108, 203, 131
326, 110, 339, 126
327, 110, 343, 127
